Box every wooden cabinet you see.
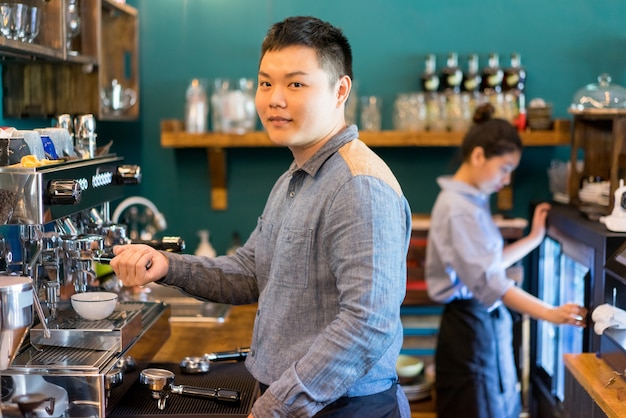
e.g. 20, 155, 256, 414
1, 0, 138, 121
568, 110, 626, 211
563, 353, 626, 418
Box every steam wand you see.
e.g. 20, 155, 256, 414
19, 225, 51, 339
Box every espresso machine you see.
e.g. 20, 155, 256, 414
0, 155, 171, 418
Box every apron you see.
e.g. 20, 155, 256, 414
259, 382, 406, 417
434, 299, 521, 418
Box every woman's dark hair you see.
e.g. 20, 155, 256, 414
459, 103, 523, 161
260, 16, 353, 85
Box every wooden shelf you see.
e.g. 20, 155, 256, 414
160, 118, 572, 210
161, 118, 571, 149
1, 0, 139, 121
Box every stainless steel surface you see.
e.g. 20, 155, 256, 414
106, 367, 124, 391
144, 283, 231, 323
0, 155, 125, 224
5, 301, 170, 418
0, 275, 33, 370
56, 114, 74, 138
28, 301, 153, 354
179, 356, 210, 374
0, 153, 172, 418
140, 368, 174, 410
12, 393, 56, 417
115, 355, 137, 374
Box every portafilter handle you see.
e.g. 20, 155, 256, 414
140, 368, 241, 410
170, 384, 240, 403
204, 347, 250, 362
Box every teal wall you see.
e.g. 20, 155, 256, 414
3, 0, 626, 254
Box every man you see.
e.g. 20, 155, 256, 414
111, 16, 411, 417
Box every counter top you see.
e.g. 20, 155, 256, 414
148, 303, 435, 417
564, 353, 626, 418
151, 303, 257, 361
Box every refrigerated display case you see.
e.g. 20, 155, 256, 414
528, 203, 626, 417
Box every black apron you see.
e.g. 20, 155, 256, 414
434, 298, 521, 418
258, 383, 402, 417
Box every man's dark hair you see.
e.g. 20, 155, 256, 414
260, 16, 353, 85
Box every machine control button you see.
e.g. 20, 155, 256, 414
46, 180, 82, 205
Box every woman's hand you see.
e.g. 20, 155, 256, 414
110, 244, 169, 286
529, 202, 551, 242
549, 302, 588, 327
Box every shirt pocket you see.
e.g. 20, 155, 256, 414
271, 226, 313, 289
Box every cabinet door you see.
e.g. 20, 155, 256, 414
563, 367, 608, 418
98, 0, 139, 120
0, 0, 138, 121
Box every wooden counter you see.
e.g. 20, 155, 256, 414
151, 303, 257, 361
564, 353, 626, 418
148, 303, 435, 417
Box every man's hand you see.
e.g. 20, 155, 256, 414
110, 244, 168, 286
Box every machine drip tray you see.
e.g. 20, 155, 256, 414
107, 361, 258, 417
138, 283, 231, 323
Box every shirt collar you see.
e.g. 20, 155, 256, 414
436, 175, 489, 204
288, 125, 359, 176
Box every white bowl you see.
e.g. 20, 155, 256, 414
396, 354, 424, 380
71, 292, 118, 320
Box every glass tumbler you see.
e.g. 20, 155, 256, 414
393, 92, 427, 131
24, 5, 40, 43
211, 78, 257, 134
10, 3, 28, 41
0, 4, 12, 39
360, 96, 382, 131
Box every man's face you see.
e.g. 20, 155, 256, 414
256, 45, 349, 158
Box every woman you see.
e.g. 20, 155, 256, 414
425, 103, 587, 418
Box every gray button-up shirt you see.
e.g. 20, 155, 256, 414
160, 125, 411, 417
425, 176, 515, 310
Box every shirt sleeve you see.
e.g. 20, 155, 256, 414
159, 231, 260, 305
446, 210, 515, 308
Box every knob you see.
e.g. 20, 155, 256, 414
45, 180, 81, 204
114, 165, 142, 185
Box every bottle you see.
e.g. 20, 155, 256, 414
185, 78, 208, 133
480, 52, 504, 94
226, 231, 241, 256
462, 53, 482, 94
420, 54, 440, 94
195, 229, 216, 258
440, 52, 462, 94
503, 52, 526, 94
513, 92, 527, 132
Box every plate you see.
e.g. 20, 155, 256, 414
400, 373, 433, 401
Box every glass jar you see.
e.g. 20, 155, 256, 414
211, 78, 257, 134
185, 78, 208, 133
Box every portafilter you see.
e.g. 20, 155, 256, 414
180, 347, 250, 374
140, 368, 240, 410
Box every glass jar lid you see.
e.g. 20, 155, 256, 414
571, 73, 626, 111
